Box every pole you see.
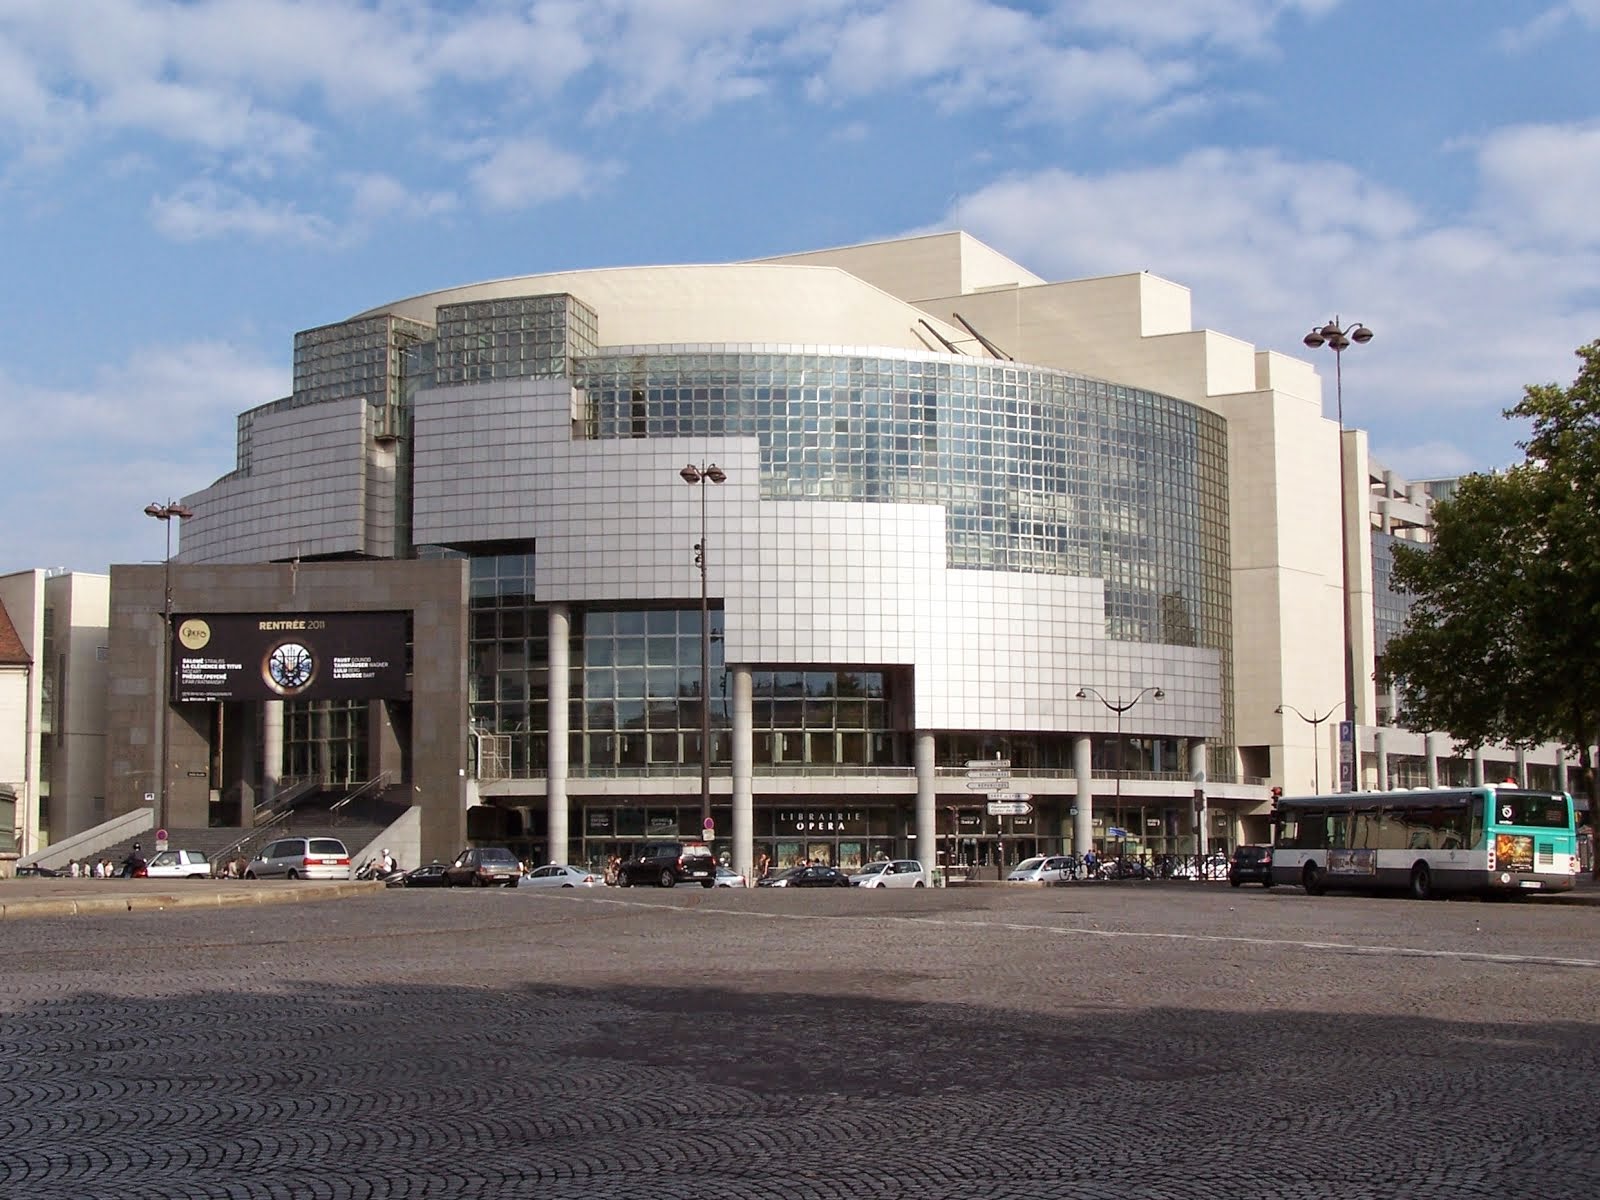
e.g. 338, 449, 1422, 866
1334, 347, 1356, 737
697, 480, 710, 828
680, 464, 725, 832
145, 501, 192, 837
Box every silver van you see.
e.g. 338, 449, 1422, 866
245, 837, 352, 880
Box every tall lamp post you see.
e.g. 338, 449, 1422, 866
680, 463, 726, 830
1077, 686, 1163, 853
1276, 703, 1339, 795
144, 500, 193, 836
1301, 317, 1373, 752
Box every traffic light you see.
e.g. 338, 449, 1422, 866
1270, 786, 1283, 802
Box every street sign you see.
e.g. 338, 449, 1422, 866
966, 777, 1010, 790
987, 801, 1033, 816
966, 759, 1010, 770
986, 791, 1032, 802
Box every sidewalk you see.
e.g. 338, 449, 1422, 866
0, 878, 379, 920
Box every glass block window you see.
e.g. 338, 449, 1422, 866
292, 315, 434, 410
435, 294, 599, 385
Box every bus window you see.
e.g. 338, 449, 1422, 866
1276, 812, 1301, 848
1436, 805, 1469, 851
1299, 809, 1328, 849
1468, 803, 1486, 850
1493, 793, 1570, 828
1325, 810, 1350, 851
1377, 809, 1409, 850
1351, 809, 1380, 849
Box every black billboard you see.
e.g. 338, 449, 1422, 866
172, 612, 409, 702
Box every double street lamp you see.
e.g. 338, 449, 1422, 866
679, 463, 726, 829
1076, 686, 1164, 847
1275, 702, 1339, 795
1302, 317, 1373, 744
144, 500, 193, 835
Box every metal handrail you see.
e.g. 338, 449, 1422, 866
328, 772, 394, 815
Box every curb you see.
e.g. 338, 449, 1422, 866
0, 881, 380, 921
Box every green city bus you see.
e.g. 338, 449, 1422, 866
1270, 785, 1578, 899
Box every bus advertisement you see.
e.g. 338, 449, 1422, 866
1270, 785, 1578, 899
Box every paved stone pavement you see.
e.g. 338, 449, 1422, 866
3, 884, 1599, 1198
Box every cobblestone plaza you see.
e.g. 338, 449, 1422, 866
4, 886, 1598, 1198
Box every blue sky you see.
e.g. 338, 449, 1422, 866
3, 0, 1597, 575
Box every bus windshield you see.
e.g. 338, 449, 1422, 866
1491, 792, 1570, 829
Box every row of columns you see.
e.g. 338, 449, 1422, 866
543, 605, 1209, 884
1371, 730, 1566, 792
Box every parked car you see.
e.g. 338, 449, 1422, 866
442, 847, 523, 888
13, 864, 60, 878
1006, 855, 1074, 884
518, 864, 605, 889
714, 866, 748, 888
1229, 844, 1275, 888
142, 849, 213, 879
759, 865, 852, 888
391, 862, 450, 888
245, 837, 352, 880
1172, 852, 1230, 881
615, 841, 717, 888
849, 859, 927, 888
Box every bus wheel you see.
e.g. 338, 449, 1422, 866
1410, 863, 1434, 900
1302, 863, 1325, 896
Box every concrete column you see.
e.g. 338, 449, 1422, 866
1190, 739, 1208, 856
1074, 735, 1093, 856
732, 666, 753, 885
1557, 759, 1569, 793
259, 700, 283, 828
547, 605, 570, 864
1471, 746, 1485, 787
1514, 748, 1528, 787
1373, 729, 1388, 792
1425, 732, 1441, 788
915, 732, 936, 885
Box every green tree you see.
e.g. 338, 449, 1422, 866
1381, 340, 1600, 866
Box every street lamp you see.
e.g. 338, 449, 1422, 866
680, 463, 726, 831
144, 500, 193, 836
1076, 686, 1163, 854
1302, 316, 1373, 752
1275, 703, 1339, 795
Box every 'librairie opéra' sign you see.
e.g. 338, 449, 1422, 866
171, 612, 409, 702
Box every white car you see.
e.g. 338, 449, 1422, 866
142, 849, 213, 879
517, 864, 605, 889
1008, 854, 1075, 883
714, 866, 748, 888
245, 836, 352, 881
849, 859, 926, 888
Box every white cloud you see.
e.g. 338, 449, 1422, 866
930, 144, 1600, 479
0, 339, 286, 572
343, 171, 457, 223
1473, 121, 1600, 248
467, 136, 618, 210
150, 178, 337, 244
1497, 1, 1600, 50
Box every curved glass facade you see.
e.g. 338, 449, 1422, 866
575, 348, 1231, 656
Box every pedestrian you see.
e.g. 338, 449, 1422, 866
69, 860, 80, 878
757, 852, 771, 881
121, 843, 146, 878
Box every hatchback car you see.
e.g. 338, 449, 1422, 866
1006, 855, 1074, 884
142, 849, 213, 879
759, 865, 852, 888
615, 841, 717, 888
245, 837, 352, 880
1229, 844, 1275, 887
390, 862, 449, 888
849, 859, 926, 888
442, 847, 523, 888
714, 866, 748, 888
518, 864, 605, 889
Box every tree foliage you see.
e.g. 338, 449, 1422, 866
1381, 340, 1600, 822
